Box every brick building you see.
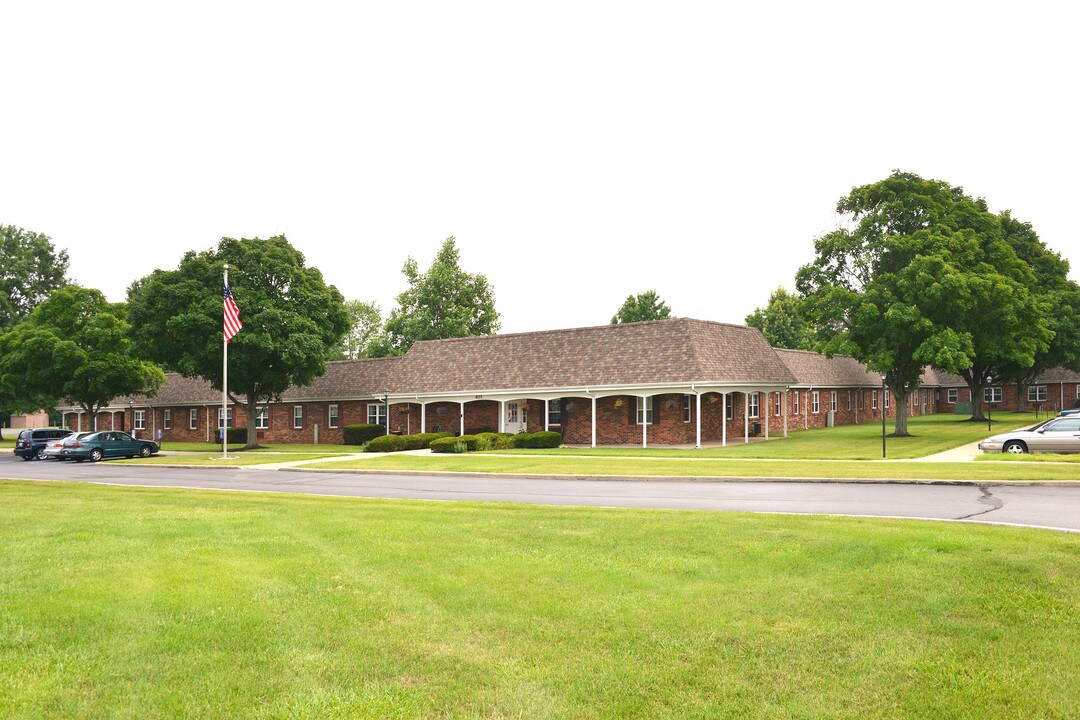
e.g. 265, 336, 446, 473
57, 318, 1080, 447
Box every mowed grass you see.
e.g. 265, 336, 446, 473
309, 454, 1080, 482
494, 412, 1042, 460
113, 453, 345, 466
1, 481, 1077, 719
976, 453, 1080, 464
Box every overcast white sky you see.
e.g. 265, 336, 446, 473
3, 2, 1077, 334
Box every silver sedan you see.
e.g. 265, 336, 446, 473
979, 417, 1080, 454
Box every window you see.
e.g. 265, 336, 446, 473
725, 393, 734, 419
548, 399, 562, 426
635, 396, 653, 425
367, 403, 386, 426
984, 387, 1002, 403
328, 404, 339, 428
748, 393, 759, 418
812, 390, 820, 414
190, 408, 198, 429
847, 390, 852, 411
1027, 386, 1047, 402
133, 409, 146, 430
775, 392, 782, 416
293, 405, 304, 429
872, 390, 878, 410
217, 408, 233, 428
794, 391, 800, 415
256, 406, 269, 429
830, 391, 837, 413
683, 395, 692, 423
508, 402, 519, 423
163, 409, 171, 430
884, 389, 890, 409
948, 388, 957, 404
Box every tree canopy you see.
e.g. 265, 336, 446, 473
0, 286, 165, 425
745, 287, 815, 350
610, 290, 672, 324
331, 299, 384, 360
375, 237, 499, 356
126, 235, 349, 448
797, 171, 1051, 433
0, 225, 69, 334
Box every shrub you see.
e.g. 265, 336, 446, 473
508, 431, 562, 449
402, 432, 453, 450
364, 434, 408, 453
218, 427, 247, 444
344, 424, 385, 445
430, 435, 481, 453
475, 432, 514, 451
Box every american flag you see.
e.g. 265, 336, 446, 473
224, 285, 242, 342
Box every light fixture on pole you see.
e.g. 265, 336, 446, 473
881, 374, 887, 459
128, 400, 134, 436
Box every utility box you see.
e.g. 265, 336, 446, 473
826, 411, 835, 427
955, 401, 972, 415
751, 421, 762, 436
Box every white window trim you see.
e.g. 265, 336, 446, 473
683, 395, 692, 423
548, 399, 562, 426
1027, 385, 1047, 402
635, 396, 653, 425
812, 390, 820, 415
872, 389, 878, 410
133, 409, 146, 430
163, 408, 171, 430
984, 387, 1002, 403
774, 392, 781, 416
746, 392, 759, 419
256, 406, 269, 430
947, 388, 957, 404
884, 389, 890, 409
293, 405, 304, 429
847, 390, 852, 411
367, 402, 386, 426
794, 391, 800, 415
190, 408, 198, 429
218, 408, 233, 428
726, 394, 734, 418
328, 404, 339, 429
830, 391, 837, 413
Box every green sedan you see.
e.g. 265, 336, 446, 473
60, 431, 160, 462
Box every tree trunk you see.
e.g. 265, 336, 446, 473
1015, 382, 1026, 413
967, 381, 987, 421
891, 388, 911, 437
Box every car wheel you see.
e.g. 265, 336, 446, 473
74, 458, 84, 463
35, 448, 49, 460
1003, 440, 1027, 455
89, 448, 103, 462
20, 455, 33, 461
139, 445, 152, 458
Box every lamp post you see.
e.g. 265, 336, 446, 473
881, 375, 887, 459
382, 388, 390, 435
128, 400, 134, 437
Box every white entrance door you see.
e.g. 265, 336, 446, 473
506, 401, 526, 434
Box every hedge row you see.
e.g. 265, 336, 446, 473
343, 424, 386, 445
430, 431, 562, 453
364, 431, 453, 453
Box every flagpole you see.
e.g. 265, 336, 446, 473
222, 263, 229, 460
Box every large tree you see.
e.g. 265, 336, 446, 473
611, 290, 672, 324
127, 236, 349, 449
745, 287, 815, 350
0, 225, 69, 334
375, 237, 499, 356
994, 211, 1080, 410
331, 300, 384, 360
797, 171, 1049, 434
0, 286, 165, 427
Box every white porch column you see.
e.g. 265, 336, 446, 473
743, 394, 749, 444
77, 412, 82, 432
765, 393, 770, 440
459, 401, 465, 436
110, 411, 116, 430
783, 390, 788, 438
591, 396, 597, 448
421, 403, 426, 433
544, 399, 549, 431
721, 392, 727, 447
641, 396, 647, 448
386, 402, 391, 435
695, 393, 701, 449
499, 400, 505, 433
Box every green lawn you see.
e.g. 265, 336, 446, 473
493, 412, 1041, 460
114, 452, 346, 466
1, 481, 1076, 719
976, 453, 1080, 464
306, 454, 1080, 482
160, 441, 355, 454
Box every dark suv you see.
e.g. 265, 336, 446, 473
14, 428, 73, 460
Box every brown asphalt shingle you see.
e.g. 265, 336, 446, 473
774, 349, 881, 387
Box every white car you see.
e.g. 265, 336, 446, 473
42, 431, 94, 459
978, 417, 1080, 454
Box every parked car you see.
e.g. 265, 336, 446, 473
60, 431, 160, 462
42, 431, 94, 460
1058, 408, 1080, 417
978, 416, 1080, 454
13, 428, 73, 460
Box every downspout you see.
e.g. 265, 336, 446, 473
805, 386, 812, 430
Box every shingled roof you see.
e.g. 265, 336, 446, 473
774, 349, 880, 387
388, 318, 796, 394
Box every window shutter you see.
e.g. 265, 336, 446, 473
652, 395, 660, 425
628, 396, 636, 425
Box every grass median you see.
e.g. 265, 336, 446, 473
1, 480, 1076, 718
160, 441, 353, 454
114, 452, 346, 466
